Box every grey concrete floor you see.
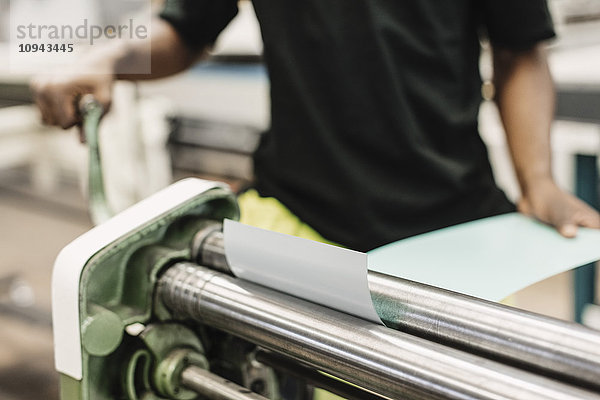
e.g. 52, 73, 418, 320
0, 173, 91, 400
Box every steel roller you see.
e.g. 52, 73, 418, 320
158, 262, 600, 400
192, 227, 600, 390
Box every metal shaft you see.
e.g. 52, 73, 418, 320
80, 94, 112, 225
159, 262, 600, 400
369, 271, 600, 390
196, 229, 600, 390
181, 365, 269, 400
192, 223, 230, 274
255, 350, 389, 400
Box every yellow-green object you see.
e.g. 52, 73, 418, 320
238, 189, 337, 245
314, 389, 345, 400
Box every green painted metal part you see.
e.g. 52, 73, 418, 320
123, 349, 153, 400
81, 303, 125, 356
80, 94, 112, 225
60, 185, 239, 400
125, 324, 209, 400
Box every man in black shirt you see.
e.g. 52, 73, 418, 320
32, 0, 600, 251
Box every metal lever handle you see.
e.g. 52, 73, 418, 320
79, 94, 112, 225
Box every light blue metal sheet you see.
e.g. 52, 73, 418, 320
368, 213, 600, 301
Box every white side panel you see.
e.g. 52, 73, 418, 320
52, 178, 224, 380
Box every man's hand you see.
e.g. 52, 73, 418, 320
492, 43, 600, 237
30, 60, 114, 140
30, 18, 202, 140
30, 43, 120, 141
518, 178, 600, 238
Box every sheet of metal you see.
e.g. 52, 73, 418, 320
223, 220, 382, 323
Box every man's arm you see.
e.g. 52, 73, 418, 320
493, 43, 600, 237
30, 18, 203, 132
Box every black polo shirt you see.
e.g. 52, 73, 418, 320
161, 0, 555, 251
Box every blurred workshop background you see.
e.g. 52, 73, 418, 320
0, 0, 600, 399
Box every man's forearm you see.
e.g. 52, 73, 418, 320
110, 17, 203, 81
493, 43, 555, 193
493, 43, 600, 235
30, 17, 203, 130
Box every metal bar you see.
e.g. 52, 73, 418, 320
574, 154, 599, 323
196, 230, 600, 389
555, 86, 600, 124
159, 262, 600, 400
254, 350, 390, 400
79, 94, 112, 225
369, 271, 600, 390
181, 365, 269, 400
192, 222, 230, 274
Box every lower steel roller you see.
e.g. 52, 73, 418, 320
158, 262, 600, 400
